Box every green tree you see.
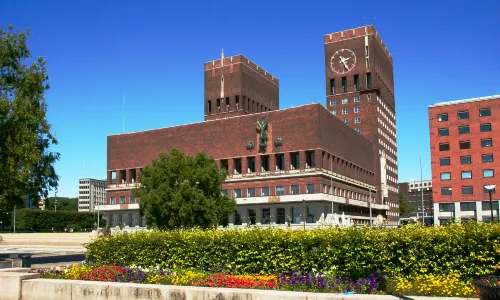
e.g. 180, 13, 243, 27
133, 149, 236, 229
399, 191, 414, 217
46, 197, 78, 211
0, 25, 59, 210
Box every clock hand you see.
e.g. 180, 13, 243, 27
340, 58, 349, 70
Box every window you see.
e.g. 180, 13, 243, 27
330, 79, 335, 95
482, 201, 499, 210
438, 113, 448, 122
480, 123, 492, 132
247, 188, 256, 197
261, 187, 270, 196
221, 190, 228, 196
354, 96, 360, 102
233, 158, 242, 174
342, 77, 347, 92
130, 195, 136, 204
460, 155, 471, 164
483, 153, 494, 163
120, 196, 126, 204
355, 128, 361, 133
307, 206, 317, 223
276, 186, 285, 196
275, 154, 285, 171
290, 152, 300, 170
482, 138, 493, 147
277, 208, 286, 224
440, 157, 450, 166
234, 189, 242, 198
366, 73, 371, 89
462, 187, 473, 195
484, 185, 496, 194
291, 185, 300, 195
332, 110, 337, 115
458, 111, 469, 119
306, 151, 315, 168
459, 141, 471, 149
342, 108, 348, 114
354, 107, 360, 113
458, 126, 470, 134
440, 203, 454, 212
110, 197, 116, 204
262, 208, 271, 224
483, 169, 494, 178
261, 155, 270, 172
342, 98, 348, 104
438, 128, 449, 136
330, 100, 336, 106
441, 188, 452, 196
344, 119, 349, 124
355, 117, 361, 123
461, 171, 472, 179
440, 172, 451, 180
292, 207, 301, 224
439, 143, 450, 151
207, 100, 212, 114
234, 209, 242, 225
247, 157, 256, 173
480, 108, 491, 117
306, 184, 315, 193
248, 209, 256, 225
354, 74, 359, 91
460, 201, 475, 211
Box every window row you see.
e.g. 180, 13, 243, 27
221, 151, 316, 174
438, 123, 492, 136
207, 95, 270, 115
439, 138, 493, 151
234, 206, 316, 225
440, 154, 494, 166
440, 168, 495, 181
437, 108, 491, 122
441, 182, 495, 196
110, 169, 141, 185
223, 184, 316, 198
329, 96, 361, 106
341, 117, 361, 124
439, 201, 498, 212
329, 73, 371, 95
109, 195, 137, 205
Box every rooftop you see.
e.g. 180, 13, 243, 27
429, 95, 500, 108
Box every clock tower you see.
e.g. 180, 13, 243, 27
324, 25, 399, 224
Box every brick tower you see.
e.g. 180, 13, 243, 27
324, 25, 399, 223
204, 50, 279, 121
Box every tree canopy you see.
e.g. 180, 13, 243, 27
399, 191, 414, 217
46, 197, 78, 211
133, 149, 236, 229
0, 25, 59, 210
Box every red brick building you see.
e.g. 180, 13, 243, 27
101, 26, 394, 228
429, 95, 500, 225
324, 25, 399, 220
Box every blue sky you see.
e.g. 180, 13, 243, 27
1, 0, 499, 197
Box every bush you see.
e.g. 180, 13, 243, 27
16, 209, 105, 231
85, 222, 500, 279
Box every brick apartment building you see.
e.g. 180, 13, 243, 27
101, 25, 396, 228
398, 180, 433, 218
324, 25, 399, 220
429, 95, 500, 225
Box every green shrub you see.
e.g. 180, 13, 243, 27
85, 222, 500, 279
16, 209, 106, 231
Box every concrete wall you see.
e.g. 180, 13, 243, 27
0, 233, 95, 246
0, 272, 477, 300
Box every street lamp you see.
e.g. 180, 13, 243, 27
485, 185, 496, 223
301, 195, 308, 230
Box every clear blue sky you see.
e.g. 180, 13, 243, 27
1, 0, 499, 198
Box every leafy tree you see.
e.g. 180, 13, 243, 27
0, 25, 59, 210
133, 149, 236, 229
46, 197, 78, 211
399, 191, 414, 217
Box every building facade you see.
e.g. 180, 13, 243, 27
324, 25, 399, 221
429, 95, 500, 225
398, 180, 433, 218
78, 178, 107, 212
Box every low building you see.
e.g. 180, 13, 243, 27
398, 180, 433, 218
78, 178, 107, 212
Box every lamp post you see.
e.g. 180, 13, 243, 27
420, 152, 424, 225
301, 195, 307, 230
485, 185, 496, 223
369, 187, 372, 227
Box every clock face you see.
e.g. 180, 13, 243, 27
330, 49, 356, 74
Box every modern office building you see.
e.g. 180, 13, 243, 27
324, 25, 399, 222
398, 180, 433, 218
102, 25, 397, 228
429, 95, 500, 225
78, 178, 107, 212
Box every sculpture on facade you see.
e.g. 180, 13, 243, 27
256, 117, 268, 152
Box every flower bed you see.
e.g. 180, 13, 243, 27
35, 263, 479, 297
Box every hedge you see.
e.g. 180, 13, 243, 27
85, 222, 500, 279
16, 208, 106, 231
